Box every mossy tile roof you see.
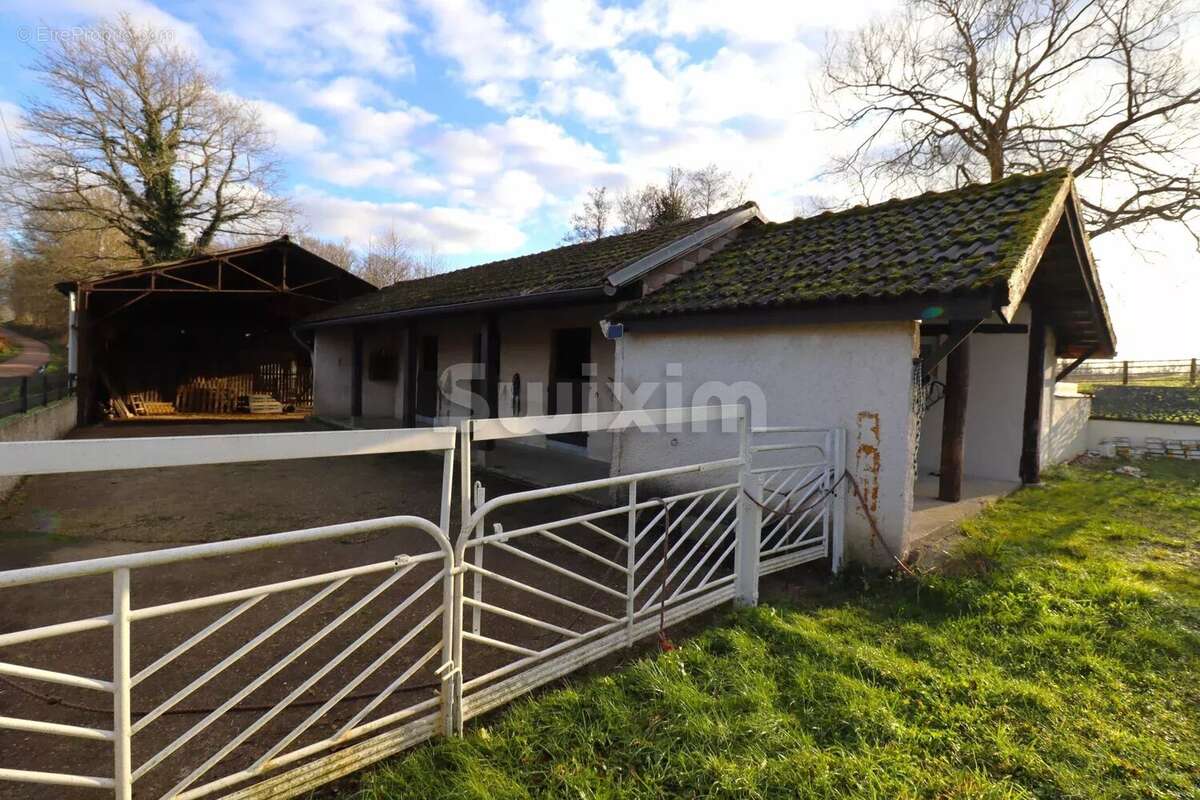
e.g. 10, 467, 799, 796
306, 203, 756, 323
615, 169, 1070, 320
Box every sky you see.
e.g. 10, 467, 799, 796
0, 0, 1197, 359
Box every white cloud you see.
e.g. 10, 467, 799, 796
521, 0, 647, 52
307, 77, 436, 151
293, 187, 526, 256
659, 0, 898, 43
244, 98, 325, 155
211, 0, 414, 77
417, 0, 538, 84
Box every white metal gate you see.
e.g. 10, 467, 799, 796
749, 425, 846, 576
0, 411, 845, 798
0, 428, 458, 800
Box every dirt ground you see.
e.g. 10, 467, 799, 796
0, 421, 778, 799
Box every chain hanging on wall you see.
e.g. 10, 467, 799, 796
910, 361, 946, 481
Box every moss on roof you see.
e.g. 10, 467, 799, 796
306, 204, 755, 324
615, 169, 1071, 320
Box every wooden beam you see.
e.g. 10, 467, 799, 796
938, 326, 971, 502
402, 323, 418, 427
96, 291, 151, 322
1055, 346, 1098, 382
351, 327, 364, 419
481, 314, 501, 452
220, 257, 282, 291
923, 319, 983, 377
1020, 307, 1047, 484
921, 323, 1028, 336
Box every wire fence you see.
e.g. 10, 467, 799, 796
1060, 358, 1198, 386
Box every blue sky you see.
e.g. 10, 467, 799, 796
1, 0, 1198, 357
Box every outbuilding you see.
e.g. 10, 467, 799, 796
61, 236, 374, 424
301, 169, 1115, 566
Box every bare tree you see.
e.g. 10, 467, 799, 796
616, 184, 660, 232
688, 163, 747, 215
293, 233, 357, 271
562, 187, 613, 243
2, 14, 292, 265
823, 0, 1200, 239
570, 164, 748, 239
4, 200, 136, 329
356, 225, 435, 287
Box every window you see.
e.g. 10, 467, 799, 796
367, 348, 398, 382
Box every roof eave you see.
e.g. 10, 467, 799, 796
297, 286, 613, 330
602, 203, 766, 292
998, 178, 1116, 358
612, 291, 996, 330
998, 175, 1075, 323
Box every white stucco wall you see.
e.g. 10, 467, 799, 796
1045, 391, 1091, 464
311, 305, 617, 464
313, 326, 354, 418
360, 325, 402, 418
1086, 419, 1200, 449
915, 305, 1066, 481
917, 307, 1031, 482
1037, 326, 1058, 469
496, 303, 616, 462
615, 320, 918, 568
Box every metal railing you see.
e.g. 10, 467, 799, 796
0, 426, 457, 800
750, 426, 846, 576
0, 409, 846, 799
450, 406, 846, 731
0, 372, 73, 419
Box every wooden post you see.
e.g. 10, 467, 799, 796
1122, 360, 1129, 385
484, 314, 500, 419
1190, 358, 1196, 385
350, 327, 363, 419
402, 323, 418, 427
480, 314, 501, 452
1019, 309, 1047, 485
937, 328, 970, 502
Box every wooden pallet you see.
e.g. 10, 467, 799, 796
248, 394, 284, 414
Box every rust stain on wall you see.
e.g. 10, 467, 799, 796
855, 410, 880, 513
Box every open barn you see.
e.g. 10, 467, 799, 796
60, 237, 375, 424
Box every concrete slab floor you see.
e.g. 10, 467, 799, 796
909, 475, 1021, 549
476, 439, 612, 504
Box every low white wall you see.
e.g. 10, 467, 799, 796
616, 319, 918, 568
1045, 392, 1091, 465
0, 398, 76, 502
1086, 418, 1200, 449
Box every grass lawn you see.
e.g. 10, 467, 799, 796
355, 460, 1200, 799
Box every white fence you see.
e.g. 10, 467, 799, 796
0, 409, 843, 799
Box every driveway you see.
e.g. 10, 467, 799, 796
0, 421, 641, 798
0, 327, 51, 378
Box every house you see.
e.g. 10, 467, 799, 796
300, 169, 1115, 566
60, 236, 375, 423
